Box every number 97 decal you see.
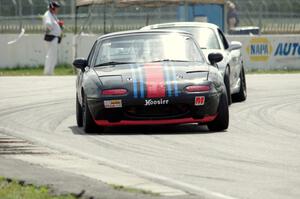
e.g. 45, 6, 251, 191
195, 96, 205, 106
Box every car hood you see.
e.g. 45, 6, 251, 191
94, 62, 210, 98
94, 62, 210, 78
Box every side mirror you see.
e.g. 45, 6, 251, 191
73, 58, 88, 71
229, 41, 242, 51
208, 53, 223, 65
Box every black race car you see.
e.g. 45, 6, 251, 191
74, 30, 229, 133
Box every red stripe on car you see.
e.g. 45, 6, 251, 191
94, 114, 218, 126
144, 63, 166, 98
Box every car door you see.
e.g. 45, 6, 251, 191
217, 29, 240, 91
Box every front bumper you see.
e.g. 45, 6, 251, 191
94, 115, 217, 126
87, 90, 221, 126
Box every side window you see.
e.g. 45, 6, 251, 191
217, 29, 229, 50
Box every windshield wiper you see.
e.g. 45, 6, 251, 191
151, 59, 189, 63
94, 61, 134, 67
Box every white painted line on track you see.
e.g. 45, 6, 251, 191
47, 140, 240, 199
0, 127, 239, 199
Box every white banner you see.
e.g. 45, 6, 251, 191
1, 34, 300, 69
227, 35, 300, 70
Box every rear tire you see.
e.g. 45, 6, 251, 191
82, 94, 103, 134
224, 67, 232, 105
207, 92, 229, 132
76, 94, 83, 127
232, 67, 247, 102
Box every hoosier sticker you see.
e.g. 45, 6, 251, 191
144, 99, 169, 106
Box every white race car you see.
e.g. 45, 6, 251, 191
142, 22, 247, 104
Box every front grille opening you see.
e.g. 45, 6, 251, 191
125, 104, 190, 119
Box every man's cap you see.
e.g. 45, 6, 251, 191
49, 1, 61, 9
226, 1, 235, 9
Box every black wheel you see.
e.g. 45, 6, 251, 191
82, 94, 103, 134
232, 66, 247, 102
76, 94, 83, 127
224, 67, 232, 105
207, 92, 229, 132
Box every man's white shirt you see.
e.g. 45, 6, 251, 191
43, 10, 61, 37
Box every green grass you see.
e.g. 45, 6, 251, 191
110, 184, 160, 196
0, 177, 76, 199
0, 177, 160, 198
246, 69, 300, 74
0, 64, 75, 76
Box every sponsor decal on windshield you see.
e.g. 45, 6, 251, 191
144, 99, 169, 106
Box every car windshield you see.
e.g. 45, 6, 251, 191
156, 27, 220, 50
94, 33, 205, 66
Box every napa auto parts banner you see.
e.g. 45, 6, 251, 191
227, 35, 300, 70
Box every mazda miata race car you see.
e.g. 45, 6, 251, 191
74, 30, 229, 133
142, 22, 247, 105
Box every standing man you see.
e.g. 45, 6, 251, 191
43, 1, 63, 75
226, 1, 239, 32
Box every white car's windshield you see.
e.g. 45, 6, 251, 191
156, 27, 220, 50
94, 33, 205, 66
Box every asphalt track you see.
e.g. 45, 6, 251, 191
0, 74, 300, 199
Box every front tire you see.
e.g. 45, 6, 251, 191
82, 94, 103, 134
207, 92, 229, 132
76, 94, 83, 127
232, 67, 247, 102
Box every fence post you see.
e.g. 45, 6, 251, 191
18, 0, 23, 32
258, 3, 262, 35
111, 0, 115, 33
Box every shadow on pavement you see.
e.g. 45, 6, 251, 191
69, 124, 226, 136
